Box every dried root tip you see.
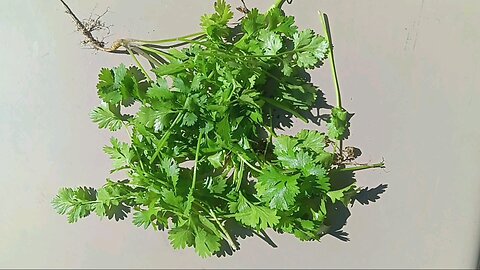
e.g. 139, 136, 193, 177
59, 0, 124, 52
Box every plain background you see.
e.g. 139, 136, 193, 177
1, 0, 479, 268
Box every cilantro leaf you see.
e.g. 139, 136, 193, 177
327, 107, 351, 140
182, 112, 198, 127
293, 30, 329, 68
256, 166, 300, 210
327, 184, 356, 204
169, 225, 194, 250
242, 8, 265, 36
52, 187, 96, 223
132, 203, 159, 229
90, 103, 124, 131
201, 0, 233, 40
259, 30, 282, 55
194, 228, 221, 258
207, 151, 224, 169
147, 78, 173, 100
96, 64, 139, 106
103, 137, 132, 171
297, 130, 327, 153
229, 193, 280, 230
160, 158, 179, 190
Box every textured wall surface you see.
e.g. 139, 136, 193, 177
0, 0, 479, 268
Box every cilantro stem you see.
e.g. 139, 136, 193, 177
123, 123, 145, 171
126, 47, 152, 81
271, 0, 287, 10
138, 45, 175, 62
130, 46, 163, 67
237, 155, 262, 174
319, 12, 342, 109
236, 160, 245, 191
184, 130, 203, 216
209, 209, 238, 250
332, 161, 385, 173
130, 32, 205, 44
319, 11, 344, 154
262, 97, 308, 123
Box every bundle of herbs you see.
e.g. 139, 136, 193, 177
53, 0, 385, 257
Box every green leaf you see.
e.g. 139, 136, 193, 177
256, 166, 300, 210
153, 61, 190, 76
229, 193, 280, 230
207, 151, 224, 169
161, 188, 184, 211
327, 107, 350, 140
136, 106, 173, 133
293, 29, 314, 48
194, 228, 221, 258
169, 225, 194, 249
103, 137, 132, 170
201, 0, 233, 40
160, 158, 180, 190
90, 103, 124, 131
96, 64, 138, 106
273, 135, 298, 159
265, 8, 297, 36
198, 215, 221, 237
316, 173, 331, 192
204, 176, 227, 194
297, 130, 327, 153
259, 30, 282, 55
52, 187, 96, 223
327, 184, 356, 204
216, 117, 231, 146
242, 8, 265, 36
182, 112, 198, 126
297, 52, 318, 68
147, 78, 173, 100
132, 204, 159, 229
293, 30, 329, 68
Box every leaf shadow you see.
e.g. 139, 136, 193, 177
354, 184, 389, 206
260, 67, 332, 132
105, 203, 131, 221
322, 170, 388, 242
214, 220, 278, 257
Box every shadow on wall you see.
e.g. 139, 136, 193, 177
214, 181, 389, 257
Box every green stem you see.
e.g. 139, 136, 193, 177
130, 32, 205, 44
238, 155, 262, 173
123, 123, 145, 171
271, 0, 287, 10
319, 12, 342, 109
149, 112, 184, 164
332, 162, 385, 173
236, 160, 245, 191
209, 209, 238, 250
126, 47, 152, 82
262, 97, 308, 123
319, 11, 345, 155
184, 131, 203, 216
130, 46, 163, 67
138, 45, 175, 62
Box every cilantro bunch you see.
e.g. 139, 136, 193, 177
53, 0, 384, 257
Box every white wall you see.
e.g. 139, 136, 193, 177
0, 0, 479, 268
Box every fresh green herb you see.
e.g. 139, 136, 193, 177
53, 0, 385, 258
